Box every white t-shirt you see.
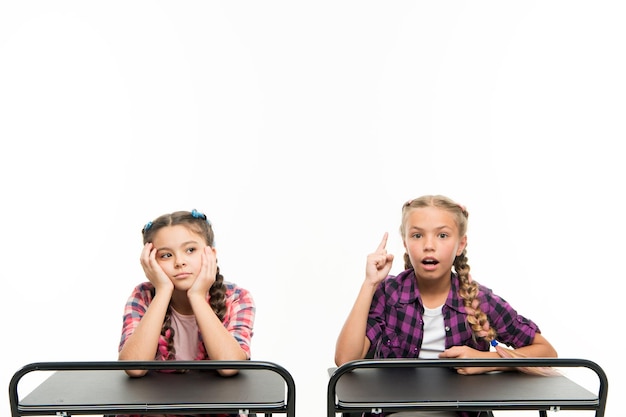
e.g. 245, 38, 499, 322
418, 305, 446, 359
401, 305, 457, 417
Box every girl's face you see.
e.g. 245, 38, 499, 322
403, 206, 467, 282
151, 225, 208, 290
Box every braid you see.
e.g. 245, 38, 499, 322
149, 287, 177, 360
209, 266, 227, 322
403, 253, 412, 270
160, 307, 177, 360
455, 250, 496, 343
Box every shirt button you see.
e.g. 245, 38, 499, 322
445, 326, 451, 332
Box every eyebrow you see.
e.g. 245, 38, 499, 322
156, 240, 201, 251
408, 225, 454, 231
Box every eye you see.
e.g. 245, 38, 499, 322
411, 233, 422, 239
186, 247, 197, 254
159, 252, 172, 259
438, 233, 449, 239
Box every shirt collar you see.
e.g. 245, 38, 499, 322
395, 269, 465, 313
395, 269, 419, 304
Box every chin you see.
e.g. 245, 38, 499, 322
172, 283, 194, 292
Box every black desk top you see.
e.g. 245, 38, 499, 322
20, 369, 284, 414
335, 367, 597, 409
10, 361, 295, 417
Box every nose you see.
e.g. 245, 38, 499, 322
423, 235, 435, 251
174, 254, 187, 268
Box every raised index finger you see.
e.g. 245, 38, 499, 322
376, 232, 389, 252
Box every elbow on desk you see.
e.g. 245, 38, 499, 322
335, 352, 360, 367
124, 369, 149, 378
548, 347, 558, 358
534, 333, 558, 358
217, 368, 240, 377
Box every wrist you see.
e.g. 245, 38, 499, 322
187, 290, 208, 304
153, 284, 173, 297
362, 279, 380, 293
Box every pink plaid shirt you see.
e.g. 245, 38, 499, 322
119, 281, 255, 360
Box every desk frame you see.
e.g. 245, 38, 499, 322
327, 358, 608, 417
10, 360, 296, 417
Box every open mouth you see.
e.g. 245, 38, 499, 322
422, 258, 439, 266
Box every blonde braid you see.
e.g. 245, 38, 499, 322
454, 250, 496, 342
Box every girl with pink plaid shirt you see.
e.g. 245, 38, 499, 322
117, 209, 255, 417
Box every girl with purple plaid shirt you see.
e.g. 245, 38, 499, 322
335, 195, 557, 417
117, 209, 255, 417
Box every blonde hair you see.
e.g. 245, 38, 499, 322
400, 195, 496, 343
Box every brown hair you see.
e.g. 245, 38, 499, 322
143, 210, 228, 359
400, 195, 496, 343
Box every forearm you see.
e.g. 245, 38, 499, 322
335, 282, 377, 366
189, 294, 247, 375
118, 292, 171, 369
509, 333, 558, 358
483, 334, 558, 374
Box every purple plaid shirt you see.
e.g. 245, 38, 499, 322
364, 269, 540, 417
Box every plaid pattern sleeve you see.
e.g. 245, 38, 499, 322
365, 281, 387, 354
478, 283, 539, 348
366, 270, 424, 358
220, 281, 255, 359
118, 282, 154, 352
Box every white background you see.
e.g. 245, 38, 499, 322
1, 2, 624, 416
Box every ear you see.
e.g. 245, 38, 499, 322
456, 235, 467, 256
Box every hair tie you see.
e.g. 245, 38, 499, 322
191, 209, 211, 226
143, 221, 153, 232
456, 203, 468, 218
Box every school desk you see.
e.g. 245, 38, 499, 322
327, 358, 607, 417
10, 360, 295, 417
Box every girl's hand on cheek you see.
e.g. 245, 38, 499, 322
189, 246, 217, 298
140, 243, 173, 293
